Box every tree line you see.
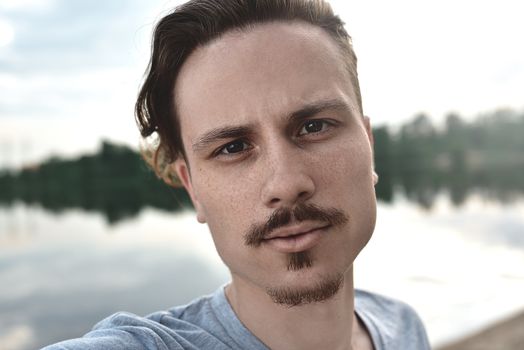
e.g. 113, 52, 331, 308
0, 141, 192, 223
374, 108, 524, 207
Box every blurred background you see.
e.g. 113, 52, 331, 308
1, 0, 523, 349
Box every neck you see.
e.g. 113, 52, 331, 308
226, 267, 367, 350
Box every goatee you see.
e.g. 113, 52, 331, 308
266, 273, 344, 307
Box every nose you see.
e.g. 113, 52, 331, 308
260, 143, 316, 208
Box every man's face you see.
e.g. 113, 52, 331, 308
174, 22, 377, 304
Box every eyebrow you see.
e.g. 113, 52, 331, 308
191, 98, 352, 153
288, 98, 352, 124
192, 125, 254, 153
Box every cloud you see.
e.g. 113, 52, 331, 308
0, 0, 54, 11
0, 325, 35, 350
1, 0, 522, 167
332, 0, 524, 124
0, 18, 15, 47
0, 0, 155, 74
0, 0, 168, 169
0, 0, 165, 128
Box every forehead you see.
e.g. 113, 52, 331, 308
174, 21, 358, 142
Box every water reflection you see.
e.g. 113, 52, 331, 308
0, 206, 229, 350
1, 195, 524, 349
355, 193, 524, 346
376, 162, 524, 209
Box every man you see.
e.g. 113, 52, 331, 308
44, 0, 430, 349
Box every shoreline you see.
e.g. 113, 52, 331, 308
436, 310, 524, 350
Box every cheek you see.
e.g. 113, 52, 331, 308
315, 136, 377, 245
198, 180, 255, 222
314, 136, 374, 190
192, 168, 255, 245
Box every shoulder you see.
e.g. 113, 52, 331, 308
41, 290, 232, 350
146, 291, 227, 338
355, 289, 421, 323
355, 289, 431, 350
41, 311, 190, 350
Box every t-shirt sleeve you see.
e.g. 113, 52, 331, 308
396, 300, 431, 350
41, 312, 188, 350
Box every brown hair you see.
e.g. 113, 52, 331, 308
135, 0, 362, 186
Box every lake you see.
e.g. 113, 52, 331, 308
1, 191, 524, 350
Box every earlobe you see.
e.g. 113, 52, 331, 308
172, 159, 207, 223
372, 171, 379, 186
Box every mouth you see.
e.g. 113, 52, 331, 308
263, 224, 331, 253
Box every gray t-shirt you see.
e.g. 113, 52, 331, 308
43, 287, 430, 350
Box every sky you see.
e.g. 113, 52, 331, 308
0, 0, 523, 169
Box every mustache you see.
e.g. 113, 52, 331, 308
244, 203, 348, 247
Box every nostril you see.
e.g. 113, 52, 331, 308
270, 197, 281, 205
298, 191, 309, 199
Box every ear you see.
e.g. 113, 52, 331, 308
172, 159, 207, 223
363, 115, 379, 186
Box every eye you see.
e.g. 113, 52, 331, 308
298, 120, 331, 136
218, 140, 250, 155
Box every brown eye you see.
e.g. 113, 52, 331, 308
298, 120, 327, 135
220, 140, 248, 154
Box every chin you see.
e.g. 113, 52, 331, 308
262, 251, 351, 306
265, 269, 345, 307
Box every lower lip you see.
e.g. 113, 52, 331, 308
263, 227, 328, 253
